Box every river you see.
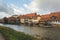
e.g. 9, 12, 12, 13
0, 24, 60, 40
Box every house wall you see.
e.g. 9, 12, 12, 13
20, 19, 25, 23
24, 17, 41, 24
32, 17, 41, 23
28, 19, 32, 23
49, 21, 60, 24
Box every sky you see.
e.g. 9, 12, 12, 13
0, 0, 60, 18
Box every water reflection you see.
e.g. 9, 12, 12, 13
0, 24, 60, 40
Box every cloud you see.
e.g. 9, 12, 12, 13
24, 0, 40, 13
9, 4, 25, 15
39, 0, 60, 12
23, 0, 49, 15
24, 0, 60, 15
0, 0, 13, 18
0, 0, 7, 12
0, 0, 60, 18
0, 12, 11, 18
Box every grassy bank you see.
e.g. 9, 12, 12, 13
0, 26, 39, 40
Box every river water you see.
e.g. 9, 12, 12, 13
0, 24, 60, 40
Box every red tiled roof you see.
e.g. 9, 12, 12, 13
50, 12, 60, 21
50, 12, 60, 17
40, 12, 60, 22
40, 14, 50, 21
17, 13, 37, 19
25, 13, 37, 18
17, 15, 24, 19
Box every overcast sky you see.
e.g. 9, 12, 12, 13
0, 0, 60, 18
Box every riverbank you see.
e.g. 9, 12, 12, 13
0, 33, 5, 40
1, 23, 60, 40
0, 26, 39, 40
3, 23, 60, 28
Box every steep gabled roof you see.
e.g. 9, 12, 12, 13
17, 15, 25, 19
40, 12, 60, 21
40, 14, 50, 21
50, 12, 60, 21
25, 13, 37, 18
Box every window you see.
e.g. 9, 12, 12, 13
51, 16, 57, 20
33, 16, 37, 20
